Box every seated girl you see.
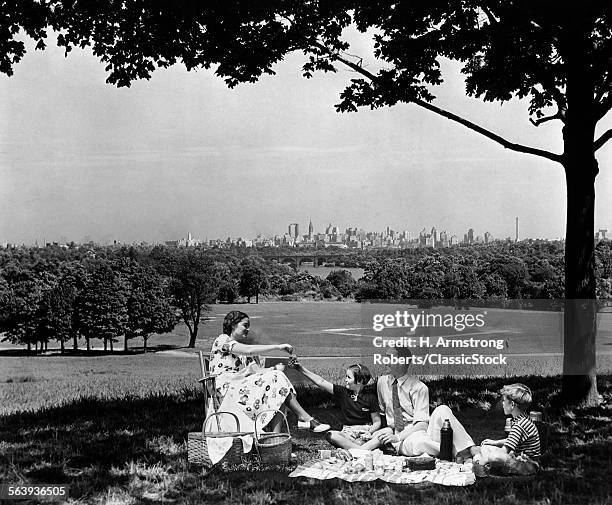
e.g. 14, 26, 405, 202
210, 311, 330, 438
293, 361, 381, 449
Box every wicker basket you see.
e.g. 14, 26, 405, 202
188, 411, 251, 467
254, 410, 292, 465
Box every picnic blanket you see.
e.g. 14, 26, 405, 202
289, 453, 475, 486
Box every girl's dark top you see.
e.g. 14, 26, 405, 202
332, 383, 380, 425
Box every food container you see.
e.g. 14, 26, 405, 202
374, 460, 385, 476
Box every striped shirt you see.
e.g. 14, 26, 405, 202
504, 415, 541, 458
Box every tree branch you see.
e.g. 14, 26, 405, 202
594, 129, 612, 152
479, 5, 499, 25
530, 112, 562, 127
325, 45, 564, 165
596, 93, 612, 122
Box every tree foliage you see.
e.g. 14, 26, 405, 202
3, 1, 612, 403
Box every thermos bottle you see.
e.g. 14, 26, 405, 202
439, 419, 453, 461
530, 410, 548, 453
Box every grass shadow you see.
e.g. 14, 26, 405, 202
0, 376, 610, 504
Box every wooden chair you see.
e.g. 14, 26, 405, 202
197, 351, 223, 429
196, 352, 268, 430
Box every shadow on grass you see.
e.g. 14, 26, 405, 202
0, 376, 610, 504
0, 344, 186, 358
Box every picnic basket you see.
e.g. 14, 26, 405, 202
254, 410, 292, 465
188, 411, 251, 467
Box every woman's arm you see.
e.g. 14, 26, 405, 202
293, 363, 333, 395
231, 342, 293, 356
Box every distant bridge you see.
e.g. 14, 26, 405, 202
257, 248, 356, 268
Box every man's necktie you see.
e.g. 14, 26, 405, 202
392, 377, 406, 433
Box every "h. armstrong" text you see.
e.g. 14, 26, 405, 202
372, 336, 506, 350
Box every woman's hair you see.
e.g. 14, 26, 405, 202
500, 383, 533, 410
223, 311, 249, 336
347, 363, 372, 386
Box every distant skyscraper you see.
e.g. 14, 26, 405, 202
288, 223, 299, 239
467, 228, 474, 244
308, 220, 314, 238
515, 217, 519, 242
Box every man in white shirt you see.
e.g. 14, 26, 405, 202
364, 346, 476, 459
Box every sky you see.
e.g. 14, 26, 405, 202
0, 29, 611, 245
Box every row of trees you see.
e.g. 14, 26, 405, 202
0, 245, 358, 352
0, 253, 175, 353
2, 241, 610, 353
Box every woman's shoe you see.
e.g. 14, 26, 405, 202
297, 418, 330, 433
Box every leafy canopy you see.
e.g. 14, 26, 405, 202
30, 2, 603, 135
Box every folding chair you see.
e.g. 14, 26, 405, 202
197, 350, 223, 429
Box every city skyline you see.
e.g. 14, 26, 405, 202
11, 216, 608, 249
1, 30, 611, 246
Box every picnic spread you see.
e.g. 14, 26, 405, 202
288, 449, 476, 486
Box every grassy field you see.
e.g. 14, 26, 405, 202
1, 302, 611, 504
0, 375, 611, 505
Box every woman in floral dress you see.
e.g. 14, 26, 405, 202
209, 311, 330, 434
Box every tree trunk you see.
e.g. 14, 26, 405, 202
124, 334, 128, 353
104, 338, 107, 351
560, 41, 600, 406
73, 332, 78, 350
86, 336, 90, 352
144, 336, 148, 353
60, 339, 65, 354
27, 341, 31, 354
44, 341, 48, 352
188, 326, 198, 348
110, 339, 114, 352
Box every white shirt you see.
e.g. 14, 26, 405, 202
377, 374, 430, 430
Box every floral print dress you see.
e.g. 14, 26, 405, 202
209, 334, 295, 432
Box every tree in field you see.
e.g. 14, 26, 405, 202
326, 269, 357, 298
79, 263, 129, 352
35, 275, 73, 353
3, 1, 611, 404
0, 276, 11, 334
168, 252, 220, 348
239, 259, 268, 304
0, 264, 53, 353
357, 259, 412, 300
119, 259, 176, 353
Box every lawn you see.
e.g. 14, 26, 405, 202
0, 374, 611, 505
1, 302, 611, 504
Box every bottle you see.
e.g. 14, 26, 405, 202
364, 453, 373, 471
439, 419, 453, 461
529, 410, 547, 453
504, 417, 513, 438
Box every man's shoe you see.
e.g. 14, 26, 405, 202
297, 418, 330, 433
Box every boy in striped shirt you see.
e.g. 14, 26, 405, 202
473, 383, 540, 476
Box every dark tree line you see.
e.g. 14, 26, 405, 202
2, 241, 610, 352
